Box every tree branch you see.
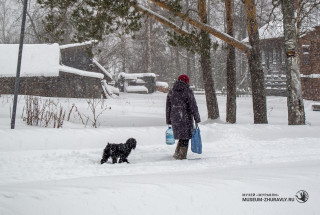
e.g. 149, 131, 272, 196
133, 3, 193, 39
149, 0, 252, 54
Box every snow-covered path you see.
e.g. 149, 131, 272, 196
1, 124, 320, 184
0, 93, 320, 214
1, 160, 319, 215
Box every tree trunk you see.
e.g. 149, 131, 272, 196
280, 0, 306, 125
121, 35, 126, 73
26, 10, 42, 43
244, 0, 268, 124
186, 0, 192, 82
199, 0, 220, 120
225, 0, 236, 123
175, 48, 181, 75
146, 0, 152, 74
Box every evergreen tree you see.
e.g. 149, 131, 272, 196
37, 0, 142, 42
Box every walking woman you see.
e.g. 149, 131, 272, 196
166, 74, 201, 159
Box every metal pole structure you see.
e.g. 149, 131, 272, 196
11, 0, 29, 129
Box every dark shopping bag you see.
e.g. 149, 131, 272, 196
191, 125, 202, 154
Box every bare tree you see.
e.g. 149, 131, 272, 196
244, 0, 268, 124
197, 0, 220, 119
225, 0, 237, 123
279, 0, 306, 125
151, 0, 269, 123
0, 0, 20, 43
146, 0, 152, 74
296, 0, 320, 37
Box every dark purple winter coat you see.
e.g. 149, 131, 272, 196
166, 80, 201, 140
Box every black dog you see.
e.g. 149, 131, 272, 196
100, 138, 137, 164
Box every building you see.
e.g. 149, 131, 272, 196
243, 20, 320, 101
116, 72, 157, 94
299, 26, 320, 101
0, 42, 116, 98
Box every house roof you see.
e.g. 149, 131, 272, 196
93, 59, 113, 80
59, 65, 104, 79
0, 42, 104, 79
59, 40, 98, 50
242, 20, 284, 43
0, 43, 60, 77
242, 19, 319, 43
118, 72, 156, 80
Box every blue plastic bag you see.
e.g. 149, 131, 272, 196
166, 126, 175, 145
191, 125, 202, 154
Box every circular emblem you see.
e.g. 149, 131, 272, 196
295, 190, 309, 203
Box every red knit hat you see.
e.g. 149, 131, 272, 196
178, 74, 190, 85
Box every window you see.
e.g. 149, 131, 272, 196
273, 48, 277, 64
269, 49, 273, 64
302, 45, 310, 66
281, 48, 285, 65
261, 50, 265, 65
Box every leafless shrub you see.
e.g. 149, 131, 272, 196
22, 96, 66, 128
22, 96, 108, 128
67, 103, 90, 127
83, 98, 108, 128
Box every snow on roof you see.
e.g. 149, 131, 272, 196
59, 40, 98, 49
92, 59, 113, 80
59, 65, 104, 79
156, 81, 169, 88
118, 72, 156, 80
301, 74, 320, 79
125, 85, 148, 93
0, 43, 60, 77
0, 43, 104, 79
242, 19, 319, 43
136, 79, 146, 84
242, 20, 284, 43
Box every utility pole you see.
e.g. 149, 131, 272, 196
11, 0, 28, 129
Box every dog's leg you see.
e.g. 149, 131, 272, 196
112, 156, 118, 164
121, 158, 130, 163
101, 156, 109, 164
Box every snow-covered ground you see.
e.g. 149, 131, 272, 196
0, 93, 319, 215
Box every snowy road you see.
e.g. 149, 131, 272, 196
1, 94, 320, 214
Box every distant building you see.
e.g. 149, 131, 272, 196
299, 26, 320, 101
243, 20, 320, 101
0, 42, 116, 98
116, 72, 156, 94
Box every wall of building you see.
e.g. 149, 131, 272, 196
259, 28, 320, 101
301, 77, 320, 101
0, 73, 102, 99
58, 72, 102, 98
260, 39, 287, 96
299, 27, 320, 101
0, 77, 58, 97
60, 45, 93, 72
